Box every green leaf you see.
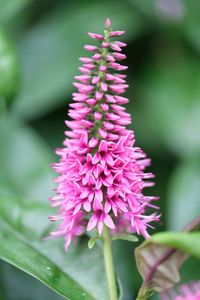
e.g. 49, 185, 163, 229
0, 115, 54, 201
129, 0, 200, 54
13, 0, 146, 120
135, 236, 188, 294
0, 28, 20, 104
135, 227, 200, 296
181, 0, 200, 53
0, 116, 108, 300
132, 49, 200, 157
151, 231, 200, 259
113, 241, 141, 299
0, 0, 31, 23
117, 276, 123, 300
1, 261, 64, 300
167, 159, 200, 230
0, 215, 94, 300
112, 234, 138, 243
88, 236, 102, 250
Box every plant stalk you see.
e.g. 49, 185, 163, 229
103, 226, 118, 300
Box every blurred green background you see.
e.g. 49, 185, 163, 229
0, 0, 200, 299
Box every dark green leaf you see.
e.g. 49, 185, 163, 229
133, 50, 200, 157
167, 159, 200, 230
181, 0, 200, 53
1, 261, 64, 300
117, 276, 123, 300
0, 0, 31, 23
0, 216, 93, 300
0, 115, 54, 201
0, 116, 108, 300
0, 28, 20, 104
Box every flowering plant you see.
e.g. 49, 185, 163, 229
50, 19, 159, 250
0, 9, 199, 300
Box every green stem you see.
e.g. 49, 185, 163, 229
103, 226, 118, 300
136, 284, 153, 300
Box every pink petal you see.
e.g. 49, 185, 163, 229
92, 153, 100, 164
89, 137, 98, 148
99, 140, 107, 152
105, 201, 112, 213
105, 153, 114, 166
98, 128, 107, 139
104, 215, 115, 229
87, 215, 98, 231
94, 189, 103, 202
97, 220, 104, 235
83, 201, 91, 212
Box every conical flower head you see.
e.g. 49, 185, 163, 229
49, 19, 159, 250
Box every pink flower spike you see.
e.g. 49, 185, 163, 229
49, 18, 159, 250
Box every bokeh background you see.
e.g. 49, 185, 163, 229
0, 0, 200, 299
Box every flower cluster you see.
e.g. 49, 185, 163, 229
49, 18, 159, 250
161, 282, 200, 300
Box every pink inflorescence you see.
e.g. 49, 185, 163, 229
161, 282, 200, 300
49, 18, 159, 250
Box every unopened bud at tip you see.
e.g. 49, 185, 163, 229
105, 18, 111, 28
